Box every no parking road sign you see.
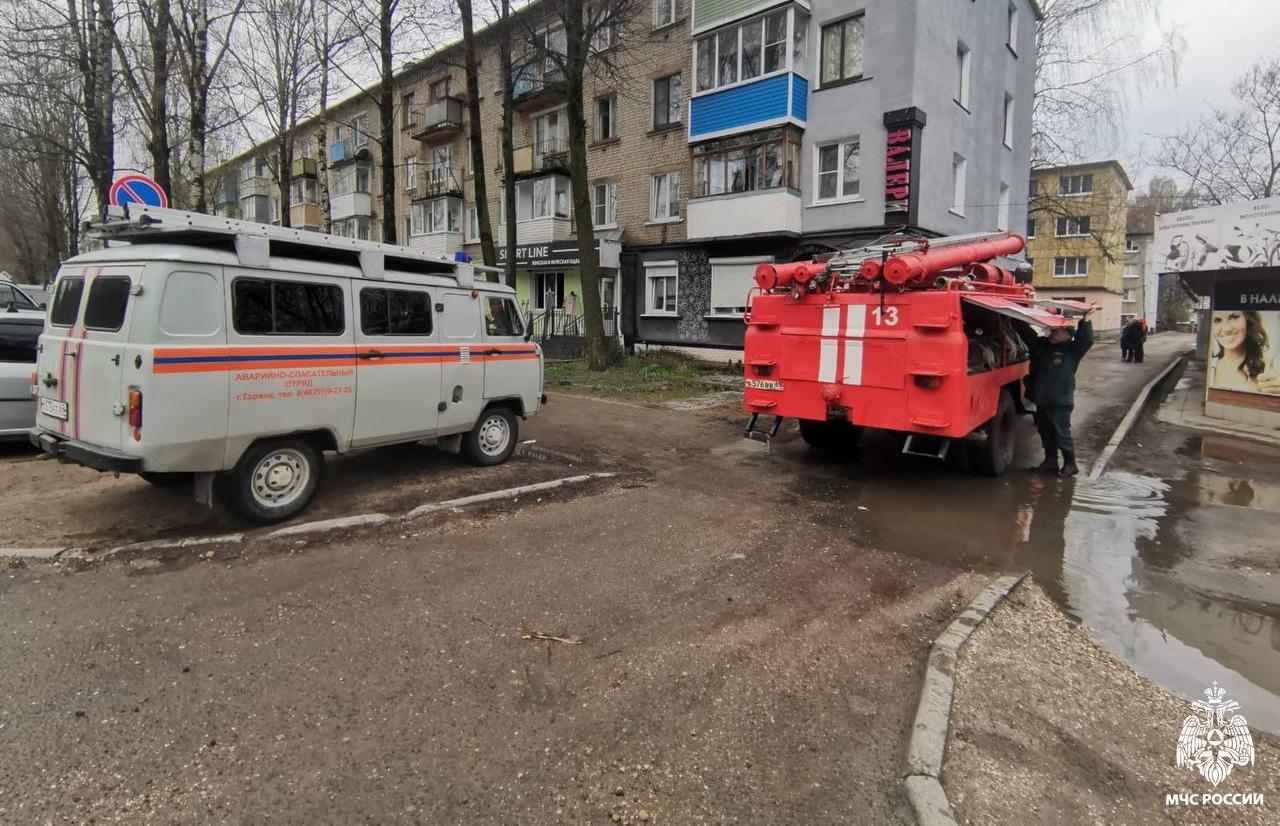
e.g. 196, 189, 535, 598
109, 174, 168, 209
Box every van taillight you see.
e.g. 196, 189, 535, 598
128, 389, 142, 436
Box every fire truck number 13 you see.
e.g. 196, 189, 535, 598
872, 306, 899, 326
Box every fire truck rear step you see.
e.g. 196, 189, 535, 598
902, 434, 951, 461
744, 413, 783, 443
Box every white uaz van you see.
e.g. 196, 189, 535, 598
31, 206, 544, 524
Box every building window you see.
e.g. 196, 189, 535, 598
592, 22, 617, 52
1124, 263, 1140, 277
653, 73, 682, 128
1059, 173, 1093, 195
1053, 256, 1089, 277
1123, 289, 1135, 302
693, 130, 801, 197
1027, 217, 1036, 238
332, 216, 373, 240
404, 156, 417, 191
956, 43, 971, 109
951, 154, 967, 216
429, 78, 450, 100
653, 0, 683, 28
820, 13, 864, 87
595, 95, 618, 141
269, 197, 280, 223
1055, 216, 1091, 237
651, 171, 681, 221
401, 92, 416, 128
1002, 94, 1014, 147
289, 177, 317, 205
694, 8, 788, 93
815, 137, 860, 202
1007, 2, 1018, 53
534, 108, 567, 155
411, 198, 461, 234
466, 206, 481, 242
332, 163, 371, 196
710, 257, 769, 317
533, 272, 565, 311
351, 114, 369, 149
997, 183, 1010, 230
645, 262, 678, 315
593, 181, 619, 227
1125, 237, 1139, 253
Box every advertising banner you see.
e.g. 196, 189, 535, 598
1155, 197, 1280, 274
1208, 280, 1280, 396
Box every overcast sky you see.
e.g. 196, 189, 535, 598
1114, 0, 1277, 188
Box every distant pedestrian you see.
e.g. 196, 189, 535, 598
1121, 318, 1143, 362
1134, 317, 1147, 363
1028, 308, 1095, 478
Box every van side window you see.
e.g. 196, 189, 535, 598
484, 297, 524, 337
360, 288, 433, 336
49, 277, 85, 327
160, 271, 222, 336
232, 278, 344, 336
83, 276, 132, 331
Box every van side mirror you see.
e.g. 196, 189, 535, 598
523, 321, 533, 342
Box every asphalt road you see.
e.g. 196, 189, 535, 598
0, 333, 1193, 824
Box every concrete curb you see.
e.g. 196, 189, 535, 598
107, 533, 246, 556
0, 547, 67, 560
1087, 351, 1189, 480
404, 473, 615, 520
904, 573, 1027, 826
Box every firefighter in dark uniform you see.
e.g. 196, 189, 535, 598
1028, 309, 1095, 477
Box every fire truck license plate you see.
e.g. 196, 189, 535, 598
744, 379, 784, 391
39, 397, 69, 421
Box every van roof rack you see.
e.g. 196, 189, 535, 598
85, 204, 500, 288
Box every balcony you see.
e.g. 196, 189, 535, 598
686, 188, 802, 241
413, 165, 463, 200
497, 218, 574, 247
240, 176, 270, 198
213, 185, 238, 206
511, 64, 567, 113
291, 157, 317, 178
511, 138, 569, 179
689, 73, 808, 142
331, 191, 372, 220
411, 97, 465, 143
290, 202, 321, 229
239, 194, 271, 224
330, 140, 370, 166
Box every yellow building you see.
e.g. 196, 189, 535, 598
1026, 160, 1132, 332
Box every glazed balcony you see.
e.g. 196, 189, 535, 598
411, 97, 465, 143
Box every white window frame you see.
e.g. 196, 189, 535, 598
956, 43, 971, 109
1007, 2, 1018, 54
1059, 173, 1094, 196
1124, 263, 1140, 278
594, 95, 618, 142
1002, 94, 1015, 148
644, 260, 678, 316
650, 171, 681, 223
652, 73, 683, 128
404, 156, 417, 191
1053, 256, 1089, 277
997, 183, 1010, 231
1123, 288, 1135, 302
653, 0, 683, 28
813, 137, 861, 204
533, 271, 565, 311
592, 180, 619, 228
708, 256, 771, 318
1026, 217, 1036, 239
1125, 237, 1139, 253
1055, 216, 1091, 237
351, 114, 369, 149
950, 154, 967, 217
465, 206, 481, 243
693, 7, 792, 96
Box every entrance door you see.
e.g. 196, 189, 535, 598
438, 290, 486, 433
353, 284, 440, 446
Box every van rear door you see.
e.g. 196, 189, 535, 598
36, 266, 141, 449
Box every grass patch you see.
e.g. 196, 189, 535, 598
545, 351, 735, 402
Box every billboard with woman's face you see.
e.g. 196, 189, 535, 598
1209, 281, 1280, 396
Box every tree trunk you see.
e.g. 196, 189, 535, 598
562, 0, 611, 370
146, 0, 174, 197
318, 61, 331, 233
378, 0, 395, 243
457, 0, 495, 267
85, 0, 117, 214
498, 0, 516, 287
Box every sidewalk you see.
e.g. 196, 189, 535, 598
1157, 359, 1280, 447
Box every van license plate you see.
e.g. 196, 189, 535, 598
39, 398, 69, 421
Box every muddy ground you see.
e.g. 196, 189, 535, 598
948, 581, 1279, 826
0, 333, 1210, 823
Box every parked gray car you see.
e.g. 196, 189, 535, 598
1, 282, 44, 440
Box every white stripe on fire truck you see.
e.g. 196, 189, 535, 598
842, 340, 863, 386
821, 305, 840, 337
845, 304, 866, 337
818, 339, 838, 383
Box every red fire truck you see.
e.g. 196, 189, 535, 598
742, 232, 1090, 476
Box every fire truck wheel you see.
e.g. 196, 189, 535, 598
971, 391, 1017, 477
463, 405, 519, 466
223, 438, 323, 524
798, 419, 863, 455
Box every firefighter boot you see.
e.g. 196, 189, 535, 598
1036, 455, 1059, 475
1058, 452, 1079, 478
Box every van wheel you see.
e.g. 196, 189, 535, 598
225, 438, 323, 524
798, 419, 863, 456
971, 391, 1017, 477
139, 472, 191, 487
463, 406, 518, 466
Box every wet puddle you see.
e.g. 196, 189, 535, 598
761, 427, 1280, 734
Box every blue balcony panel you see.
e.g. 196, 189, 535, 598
792, 74, 808, 123
690, 73, 801, 141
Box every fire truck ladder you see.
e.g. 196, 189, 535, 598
822, 230, 1018, 278
85, 204, 500, 287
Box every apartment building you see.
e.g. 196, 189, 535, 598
206, 0, 1040, 356
1026, 160, 1132, 332
1124, 205, 1160, 327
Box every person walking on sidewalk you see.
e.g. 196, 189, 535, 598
1134, 317, 1147, 363
1120, 318, 1139, 362
1028, 309, 1095, 477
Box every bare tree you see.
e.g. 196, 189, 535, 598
491, 0, 517, 286
1033, 0, 1180, 166
110, 0, 175, 196
310, 0, 359, 231
1156, 56, 1280, 205
521, 0, 637, 370
455, 0, 497, 266
231, 0, 321, 227
171, 0, 244, 211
